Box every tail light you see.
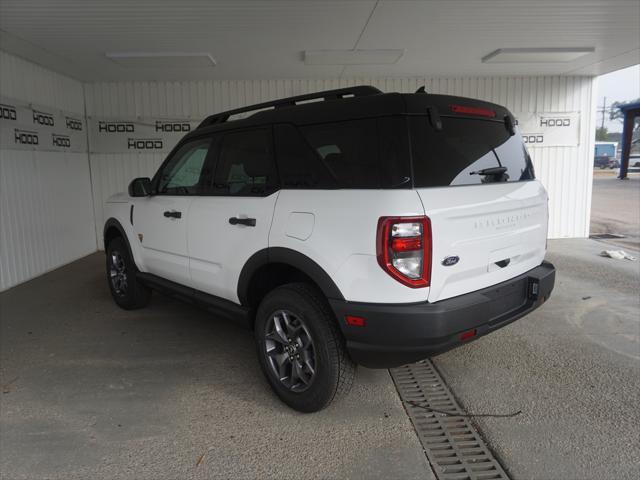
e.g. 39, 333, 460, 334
377, 216, 431, 288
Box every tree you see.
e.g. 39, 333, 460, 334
595, 126, 610, 141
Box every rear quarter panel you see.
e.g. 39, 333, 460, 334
269, 189, 429, 303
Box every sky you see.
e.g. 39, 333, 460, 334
596, 64, 640, 132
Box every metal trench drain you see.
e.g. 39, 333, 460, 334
390, 360, 509, 480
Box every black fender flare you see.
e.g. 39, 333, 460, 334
237, 247, 345, 305
103, 218, 135, 261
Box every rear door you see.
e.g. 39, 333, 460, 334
409, 115, 548, 303
188, 128, 279, 303
134, 136, 213, 286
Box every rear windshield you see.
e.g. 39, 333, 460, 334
409, 116, 535, 187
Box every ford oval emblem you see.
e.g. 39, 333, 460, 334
442, 256, 459, 267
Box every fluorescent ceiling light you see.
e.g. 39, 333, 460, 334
482, 47, 595, 63
106, 52, 216, 68
304, 49, 404, 65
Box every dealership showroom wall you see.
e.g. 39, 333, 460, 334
1, 2, 639, 479
1, 50, 598, 291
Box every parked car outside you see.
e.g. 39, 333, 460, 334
594, 155, 620, 169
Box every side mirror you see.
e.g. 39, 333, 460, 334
128, 177, 152, 197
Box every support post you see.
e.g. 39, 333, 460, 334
618, 109, 637, 180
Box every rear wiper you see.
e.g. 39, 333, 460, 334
469, 166, 507, 176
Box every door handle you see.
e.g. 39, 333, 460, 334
163, 210, 182, 219
229, 217, 256, 227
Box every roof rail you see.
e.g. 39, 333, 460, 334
197, 85, 382, 129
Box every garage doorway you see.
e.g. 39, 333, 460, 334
590, 65, 640, 251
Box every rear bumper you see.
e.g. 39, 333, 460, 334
329, 261, 555, 368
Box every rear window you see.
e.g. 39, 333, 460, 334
410, 116, 535, 187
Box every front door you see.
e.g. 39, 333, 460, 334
135, 136, 213, 286
188, 128, 279, 302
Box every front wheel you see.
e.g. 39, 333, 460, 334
106, 237, 151, 310
255, 283, 356, 412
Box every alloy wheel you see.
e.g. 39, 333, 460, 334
264, 309, 316, 392
109, 251, 128, 296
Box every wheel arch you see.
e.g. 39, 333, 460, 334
103, 218, 135, 261
238, 247, 344, 311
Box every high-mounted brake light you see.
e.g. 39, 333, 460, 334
376, 216, 431, 288
449, 104, 496, 118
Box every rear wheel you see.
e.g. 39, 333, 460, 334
106, 236, 151, 310
255, 283, 356, 412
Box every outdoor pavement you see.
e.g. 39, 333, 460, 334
590, 172, 640, 251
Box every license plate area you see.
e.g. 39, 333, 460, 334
485, 278, 528, 320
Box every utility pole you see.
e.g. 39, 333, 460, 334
600, 96, 607, 130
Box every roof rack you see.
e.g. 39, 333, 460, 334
197, 85, 382, 129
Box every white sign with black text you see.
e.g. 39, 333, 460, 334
2, 101, 582, 155
0, 96, 87, 153
515, 112, 581, 147
88, 117, 200, 154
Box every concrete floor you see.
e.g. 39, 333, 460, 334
433, 238, 640, 480
1, 176, 638, 479
0, 255, 431, 480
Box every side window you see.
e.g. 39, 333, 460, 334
156, 137, 212, 195
213, 129, 277, 196
300, 119, 380, 188
274, 124, 337, 189
377, 117, 412, 188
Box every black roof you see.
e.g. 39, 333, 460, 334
186, 85, 514, 140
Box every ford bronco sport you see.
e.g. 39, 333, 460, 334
103, 86, 555, 412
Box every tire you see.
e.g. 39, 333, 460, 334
255, 283, 356, 412
105, 236, 151, 310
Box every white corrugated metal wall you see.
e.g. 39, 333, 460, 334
0, 50, 597, 290
85, 76, 596, 245
0, 52, 97, 291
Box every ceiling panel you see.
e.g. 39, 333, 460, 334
0, 0, 638, 81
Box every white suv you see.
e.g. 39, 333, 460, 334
103, 86, 555, 412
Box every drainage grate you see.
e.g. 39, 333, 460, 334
390, 360, 509, 480
590, 233, 626, 239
